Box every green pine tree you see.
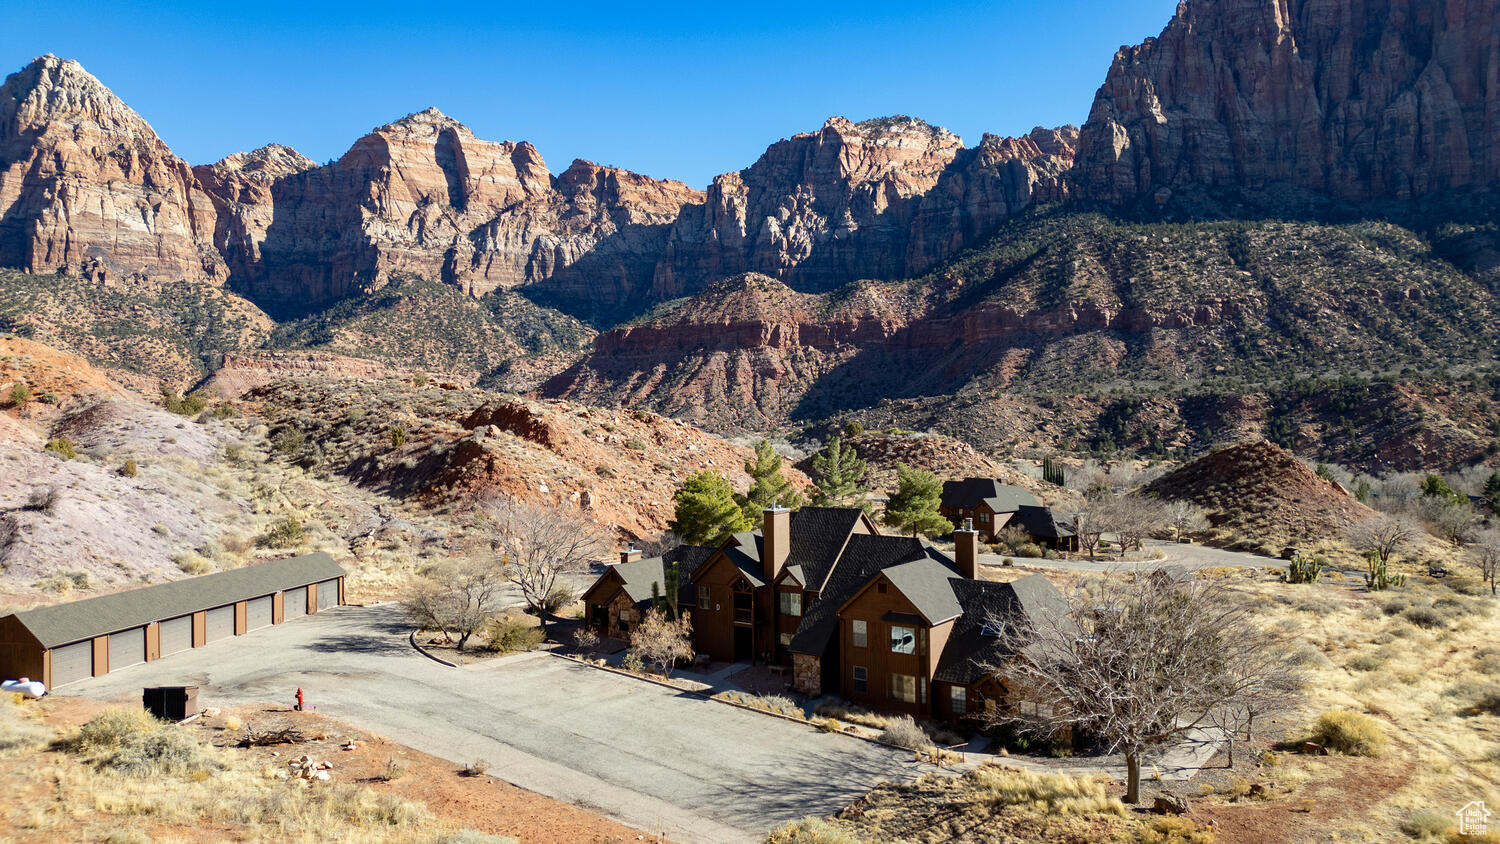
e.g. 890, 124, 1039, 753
1485, 471, 1500, 511
669, 471, 753, 546
883, 463, 951, 538
735, 439, 805, 521
810, 436, 871, 512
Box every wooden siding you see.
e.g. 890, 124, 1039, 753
272, 591, 285, 624
234, 601, 248, 635
689, 554, 760, 662
0, 614, 45, 686
145, 622, 161, 661
837, 573, 935, 718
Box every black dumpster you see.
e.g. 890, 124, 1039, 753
143, 685, 200, 721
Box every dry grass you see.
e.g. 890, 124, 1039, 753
971, 765, 1125, 815
0, 694, 52, 755
1310, 710, 1388, 757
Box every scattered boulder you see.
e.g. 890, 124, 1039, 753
1153, 793, 1189, 815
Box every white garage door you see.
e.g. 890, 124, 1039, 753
51, 640, 93, 687
316, 579, 339, 610
205, 605, 235, 642
247, 595, 273, 630
159, 615, 192, 656
109, 627, 146, 670
284, 586, 308, 620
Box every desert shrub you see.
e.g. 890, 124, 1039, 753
68, 709, 156, 753
1401, 809, 1452, 840
621, 651, 644, 673
99, 724, 223, 777
767, 818, 865, 844
817, 717, 840, 732
460, 758, 491, 777
26, 487, 61, 512
0, 698, 50, 755
270, 427, 306, 454
573, 627, 599, 653
1134, 816, 1217, 843
1405, 605, 1445, 629
878, 715, 933, 751
1346, 652, 1386, 672
173, 552, 213, 575
377, 756, 408, 781
624, 438, 647, 450
812, 700, 890, 730
161, 389, 207, 416
973, 765, 1124, 815
1474, 649, 1500, 675
483, 616, 543, 654
8, 383, 31, 406
36, 569, 94, 594
44, 437, 77, 459
1311, 709, 1388, 756
118, 458, 138, 477
540, 584, 575, 614
595, 465, 616, 478
1015, 542, 1045, 558
39, 391, 59, 405
390, 425, 407, 449
258, 515, 304, 549
754, 694, 802, 717
211, 403, 237, 419
1458, 685, 1500, 716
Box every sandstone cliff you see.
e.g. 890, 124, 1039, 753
1074, 0, 1500, 204
0, 55, 224, 284
653, 117, 1075, 296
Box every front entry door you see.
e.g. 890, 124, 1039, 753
733, 626, 752, 662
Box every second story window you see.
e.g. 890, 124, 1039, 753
778, 590, 802, 617
697, 585, 710, 610
851, 619, 867, 648
889, 625, 916, 654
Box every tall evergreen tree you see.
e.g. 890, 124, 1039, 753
883, 463, 951, 537
1485, 471, 1500, 511
810, 436, 871, 512
669, 471, 752, 546
735, 439, 805, 520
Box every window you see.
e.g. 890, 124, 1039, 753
697, 585, 710, 610
1019, 700, 1055, 719
889, 625, 916, 654
851, 620, 867, 648
852, 666, 868, 693
980, 512, 990, 523
891, 674, 917, 703
617, 610, 630, 633
778, 590, 801, 617
951, 686, 967, 714
779, 632, 793, 646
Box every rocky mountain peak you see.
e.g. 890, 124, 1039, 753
205, 144, 316, 180
1, 54, 157, 140
377, 105, 468, 136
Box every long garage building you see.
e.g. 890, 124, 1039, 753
0, 553, 345, 690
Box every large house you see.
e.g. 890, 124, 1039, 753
582, 506, 1067, 722
938, 478, 1078, 551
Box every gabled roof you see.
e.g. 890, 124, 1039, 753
934, 574, 1069, 685
784, 507, 869, 591
1012, 505, 1075, 539
868, 558, 963, 625
941, 478, 1040, 513
5, 553, 346, 648
787, 534, 940, 656
600, 545, 715, 606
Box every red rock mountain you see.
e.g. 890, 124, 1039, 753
653, 117, 1075, 296
1075, 0, 1500, 204
0, 55, 224, 284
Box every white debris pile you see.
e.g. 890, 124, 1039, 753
273, 754, 335, 783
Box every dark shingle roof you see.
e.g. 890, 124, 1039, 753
610, 545, 714, 606
934, 574, 1068, 685
1012, 505, 1075, 539
941, 479, 1040, 512
787, 534, 939, 656
785, 508, 867, 590
6, 553, 345, 648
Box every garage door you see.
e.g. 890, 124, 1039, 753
246, 595, 273, 630
51, 640, 93, 687
284, 586, 308, 620
159, 615, 192, 656
316, 579, 339, 610
109, 627, 146, 670
205, 605, 235, 642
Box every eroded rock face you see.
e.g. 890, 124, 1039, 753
0, 55, 224, 284
653, 117, 1075, 296
1074, 0, 1500, 203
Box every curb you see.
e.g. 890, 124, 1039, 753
409, 631, 459, 668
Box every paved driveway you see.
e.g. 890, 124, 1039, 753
66, 604, 921, 843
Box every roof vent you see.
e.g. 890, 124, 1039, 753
963, 518, 974, 532
980, 622, 1001, 638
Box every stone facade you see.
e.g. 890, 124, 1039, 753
792, 653, 822, 696
605, 592, 641, 640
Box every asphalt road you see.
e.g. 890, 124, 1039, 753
980, 539, 1287, 573
65, 604, 922, 843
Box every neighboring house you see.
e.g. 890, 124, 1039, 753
581, 506, 1068, 722
939, 478, 1079, 551
581, 545, 714, 640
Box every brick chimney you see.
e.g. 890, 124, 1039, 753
763, 505, 791, 583
620, 547, 641, 565
954, 518, 979, 580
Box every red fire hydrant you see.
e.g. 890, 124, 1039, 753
295, 688, 304, 712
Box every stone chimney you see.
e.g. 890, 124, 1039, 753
763, 505, 791, 583
954, 518, 979, 580
620, 547, 641, 565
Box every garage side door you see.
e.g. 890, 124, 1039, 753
51, 640, 93, 687
159, 615, 192, 656
316, 579, 339, 610
108, 627, 146, 670
246, 596, 272, 630
283, 586, 308, 620
205, 605, 235, 642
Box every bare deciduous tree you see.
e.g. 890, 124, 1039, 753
1111, 495, 1170, 557
987, 575, 1304, 804
1166, 500, 1210, 542
402, 560, 508, 650
1347, 515, 1417, 567
1473, 529, 1500, 596
477, 496, 608, 629
630, 607, 694, 676
1073, 506, 1108, 561
1421, 497, 1480, 546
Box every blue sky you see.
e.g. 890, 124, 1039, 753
4, 1, 1180, 186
